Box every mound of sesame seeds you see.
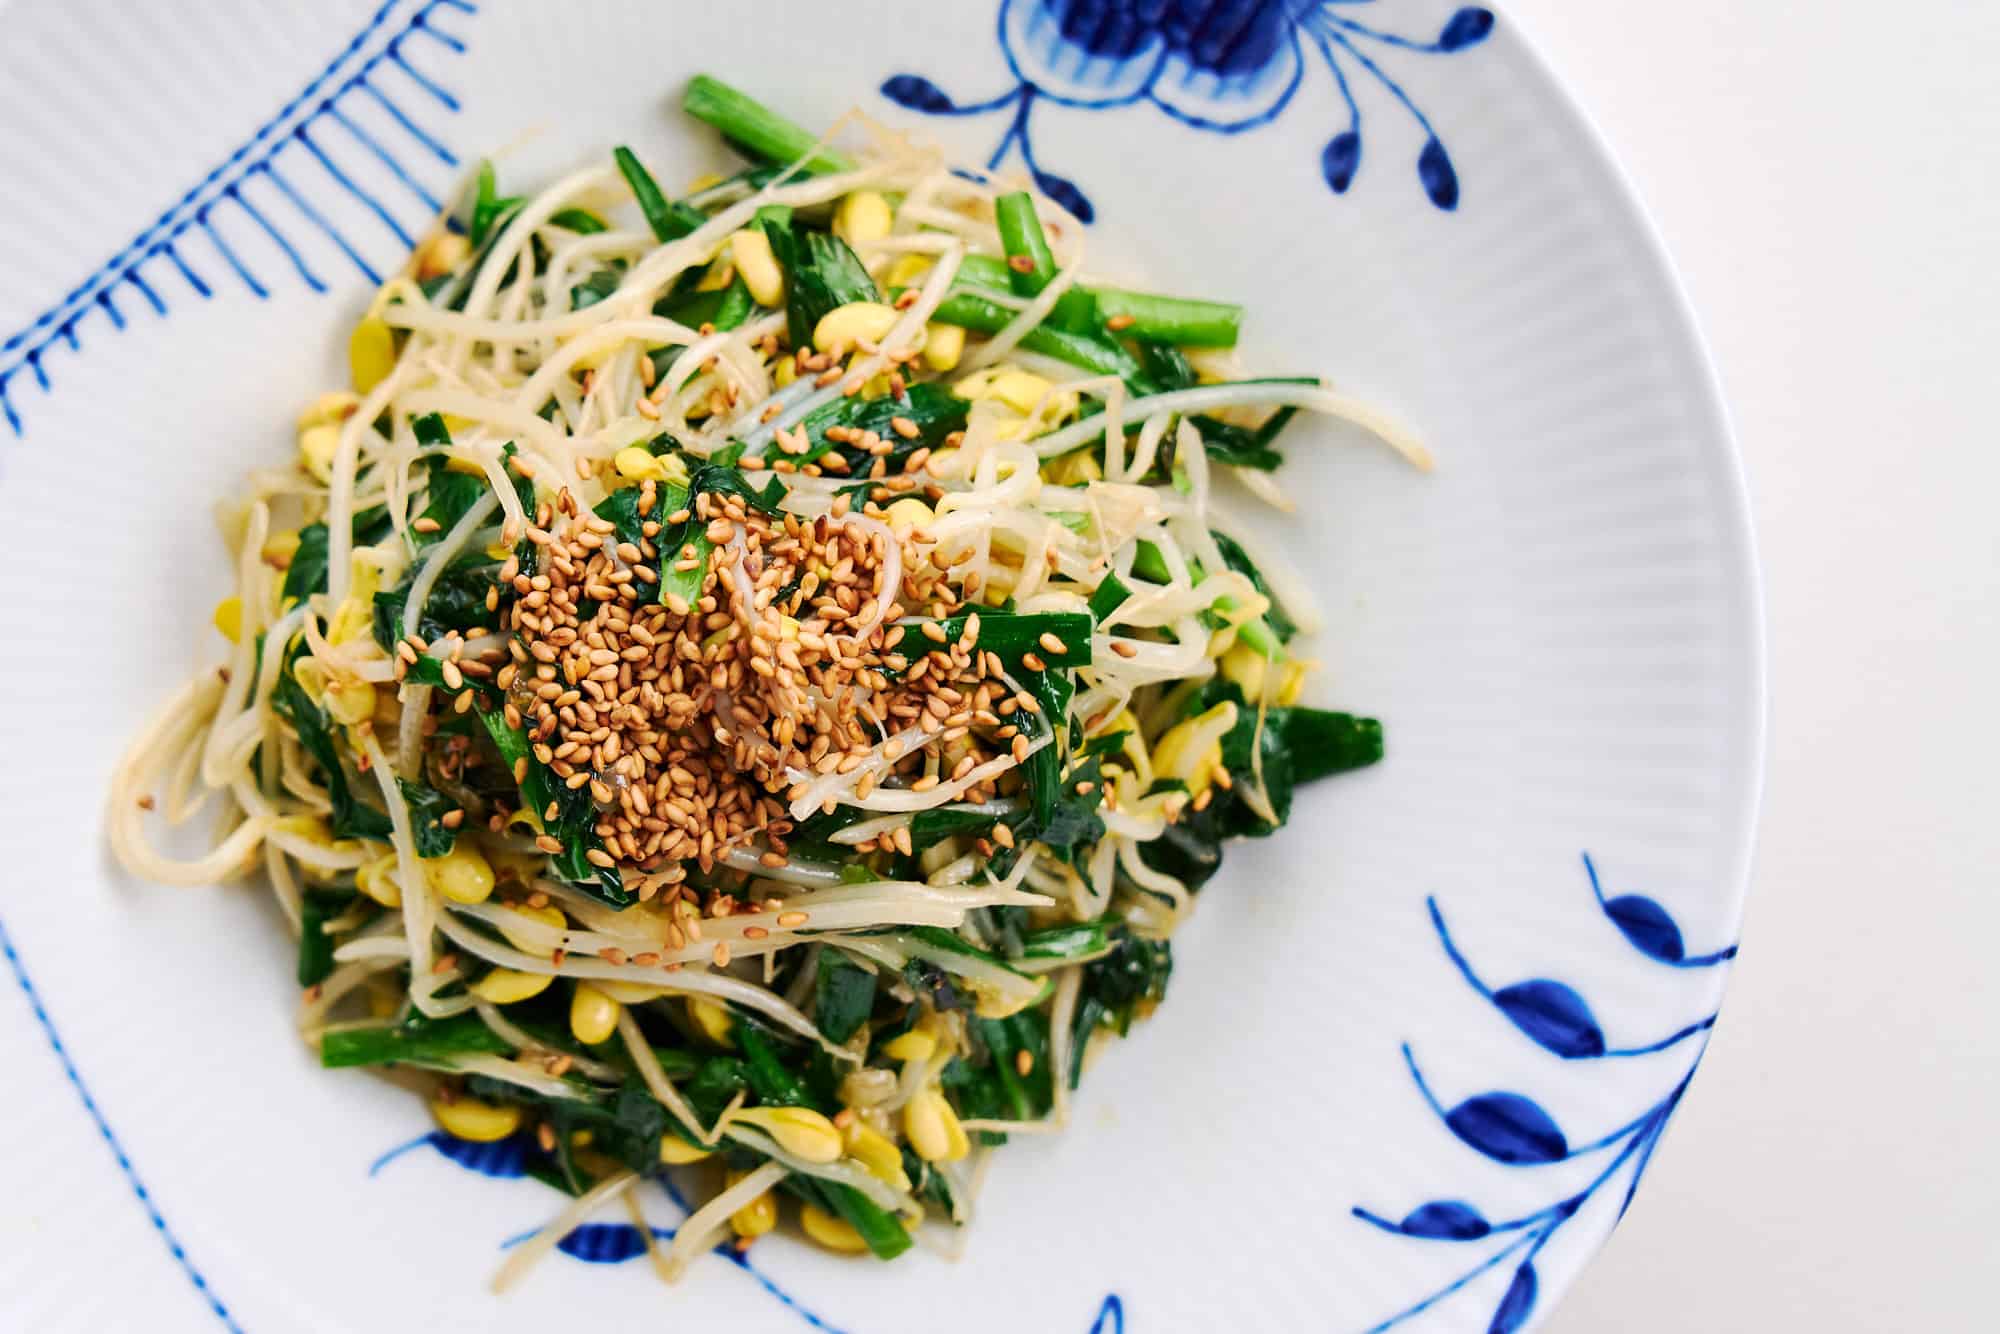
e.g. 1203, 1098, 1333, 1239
470, 475, 1033, 895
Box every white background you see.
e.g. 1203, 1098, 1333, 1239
1505, 2, 2000, 1330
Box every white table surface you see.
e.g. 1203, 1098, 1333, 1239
1503, 2, 2000, 1329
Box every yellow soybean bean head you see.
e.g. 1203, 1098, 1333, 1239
323, 678, 377, 726
729, 229, 784, 308
886, 254, 933, 288
881, 1029, 936, 1064
614, 446, 663, 481
414, 231, 470, 281
430, 1094, 521, 1143
799, 1202, 869, 1253
355, 852, 402, 908
569, 983, 621, 1046
421, 841, 495, 904
212, 596, 244, 644
920, 321, 965, 372
658, 1135, 713, 1166
811, 301, 899, 357
833, 190, 894, 246
733, 1106, 843, 1164
844, 1119, 913, 1192
297, 390, 360, 432
883, 498, 933, 538
727, 1171, 778, 1238
469, 968, 554, 1005
348, 316, 397, 394
688, 995, 736, 1048
297, 423, 340, 483
903, 1087, 969, 1164
496, 902, 566, 956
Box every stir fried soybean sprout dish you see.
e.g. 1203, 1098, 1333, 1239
110, 78, 1420, 1285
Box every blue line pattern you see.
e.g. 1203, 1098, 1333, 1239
879, 0, 1494, 223
0, 914, 245, 1333
0, 0, 478, 437
1352, 854, 1737, 1333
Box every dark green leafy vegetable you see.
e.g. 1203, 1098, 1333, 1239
468, 161, 522, 248
321, 1010, 513, 1069
1135, 339, 1198, 392
548, 207, 608, 234
1068, 932, 1173, 1087
613, 146, 706, 243
1211, 531, 1297, 642
1088, 570, 1132, 622
813, 953, 877, 1044
413, 457, 489, 548
1018, 921, 1111, 964
781, 1176, 912, 1260
475, 707, 631, 906
297, 888, 354, 987
395, 777, 459, 857
371, 556, 495, 651
282, 505, 392, 603
569, 265, 624, 311
795, 381, 968, 470
763, 217, 878, 350
735, 1021, 821, 1110
269, 642, 391, 841
1140, 680, 1383, 889
974, 1011, 1053, 1120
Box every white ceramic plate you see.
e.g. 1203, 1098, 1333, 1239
0, 2, 1763, 1330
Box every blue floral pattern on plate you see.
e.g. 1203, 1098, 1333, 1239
881, 0, 1495, 221
1353, 856, 1737, 1333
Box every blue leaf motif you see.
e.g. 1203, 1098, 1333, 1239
1400, 1200, 1490, 1239
1417, 137, 1459, 209
1439, 8, 1498, 52
880, 74, 958, 114
556, 1222, 654, 1264
1321, 132, 1362, 192
1493, 980, 1607, 1059
1446, 1093, 1568, 1165
1605, 894, 1687, 964
427, 1130, 528, 1177
1032, 168, 1095, 224
1489, 1261, 1538, 1334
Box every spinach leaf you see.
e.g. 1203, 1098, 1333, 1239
395, 777, 459, 857
321, 1010, 513, 1069
654, 274, 754, 333
414, 458, 489, 549
569, 265, 624, 311
613, 146, 707, 243
1211, 531, 1297, 642
283, 506, 394, 603
736, 1021, 821, 1110
270, 643, 391, 841
1134, 339, 1198, 391
475, 707, 630, 907
780, 1175, 912, 1261
794, 381, 968, 470
297, 888, 355, 988
371, 556, 496, 652
813, 953, 877, 1045
762, 217, 878, 349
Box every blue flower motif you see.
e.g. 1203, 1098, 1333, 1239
881, 0, 1496, 222
1352, 854, 1737, 1333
